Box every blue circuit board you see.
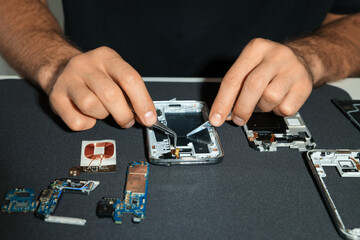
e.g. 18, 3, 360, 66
37, 178, 99, 217
1, 188, 38, 213
97, 161, 149, 223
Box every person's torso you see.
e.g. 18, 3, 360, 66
62, 0, 335, 77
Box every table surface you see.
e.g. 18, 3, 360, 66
0, 78, 359, 240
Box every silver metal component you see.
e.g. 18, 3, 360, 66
153, 120, 177, 147
307, 150, 360, 240
244, 112, 316, 152
83, 180, 100, 193
186, 121, 212, 137
187, 107, 232, 138
44, 215, 86, 226
130, 105, 178, 147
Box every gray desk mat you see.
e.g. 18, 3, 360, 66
0, 80, 359, 240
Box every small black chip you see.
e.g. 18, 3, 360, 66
246, 112, 287, 133
96, 199, 115, 218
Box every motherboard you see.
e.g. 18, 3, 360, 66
97, 161, 149, 223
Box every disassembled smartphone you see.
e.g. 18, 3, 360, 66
307, 150, 360, 240
332, 99, 360, 130
97, 161, 149, 223
243, 112, 316, 152
146, 100, 224, 166
37, 178, 99, 226
2, 188, 38, 213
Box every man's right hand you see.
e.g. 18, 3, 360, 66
48, 46, 157, 131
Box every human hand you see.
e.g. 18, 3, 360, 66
47, 46, 157, 131
209, 38, 314, 127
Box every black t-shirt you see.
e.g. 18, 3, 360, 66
62, 0, 360, 77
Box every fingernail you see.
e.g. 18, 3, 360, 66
233, 115, 245, 126
144, 111, 157, 126
210, 113, 222, 126
124, 119, 135, 128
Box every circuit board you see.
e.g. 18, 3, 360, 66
97, 161, 149, 223
37, 178, 99, 225
243, 112, 316, 152
2, 188, 38, 213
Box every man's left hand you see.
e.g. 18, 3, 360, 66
209, 38, 313, 127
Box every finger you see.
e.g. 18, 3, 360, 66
104, 56, 157, 127
273, 81, 312, 116
209, 51, 265, 126
256, 74, 295, 112
49, 93, 96, 131
81, 70, 136, 128
231, 61, 279, 126
66, 78, 109, 119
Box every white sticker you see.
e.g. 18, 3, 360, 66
94, 146, 105, 155
80, 140, 116, 167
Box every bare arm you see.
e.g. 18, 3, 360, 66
0, 0, 157, 131
287, 13, 360, 86
0, 0, 79, 92
209, 13, 360, 127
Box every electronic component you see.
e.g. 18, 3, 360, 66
332, 99, 360, 130
307, 150, 360, 240
44, 215, 87, 226
1, 188, 38, 213
69, 165, 116, 177
69, 140, 116, 176
187, 121, 212, 141
146, 100, 224, 166
243, 112, 316, 152
37, 178, 99, 225
153, 120, 178, 147
97, 161, 149, 224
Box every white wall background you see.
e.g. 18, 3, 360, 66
0, 0, 64, 75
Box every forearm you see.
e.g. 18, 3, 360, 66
0, 0, 81, 94
286, 13, 360, 86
